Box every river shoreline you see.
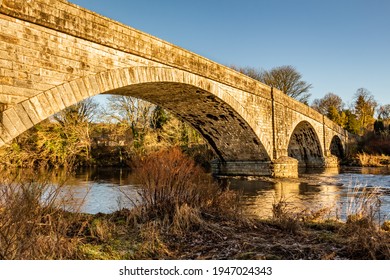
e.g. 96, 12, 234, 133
75, 207, 390, 260
1, 178, 389, 260
1, 150, 389, 260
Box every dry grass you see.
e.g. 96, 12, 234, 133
137, 221, 173, 259
267, 185, 390, 259
0, 173, 121, 260
0, 177, 84, 259
338, 186, 390, 259
2, 148, 388, 260
356, 152, 390, 167
270, 195, 302, 234
345, 186, 382, 225
77, 177, 390, 260
128, 162, 388, 260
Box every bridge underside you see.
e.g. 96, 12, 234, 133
105, 82, 270, 163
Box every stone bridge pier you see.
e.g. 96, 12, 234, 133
0, 0, 352, 178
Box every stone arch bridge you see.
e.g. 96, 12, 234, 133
0, 0, 351, 177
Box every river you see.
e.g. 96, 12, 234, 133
59, 166, 390, 221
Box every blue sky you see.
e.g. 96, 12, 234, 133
69, 0, 390, 107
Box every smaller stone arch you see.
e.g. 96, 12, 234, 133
329, 135, 344, 159
288, 121, 324, 168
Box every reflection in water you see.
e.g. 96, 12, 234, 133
3, 166, 389, 219
62, 166, 390, 219
53, 167, 141, 214
70, 168, 390, 221
227, 178, 342, 219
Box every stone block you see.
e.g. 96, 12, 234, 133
324, 155, 339, 168
1, 112, 18, 138
37, 92, 54, 117
29, 96, 47, 120
21, 100, 40, 125
3, 106, 26, 135
13, 102, 33, 128
271, 156, 298, 178
45, 87, 65, 112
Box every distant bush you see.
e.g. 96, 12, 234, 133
358, 131, 390, 155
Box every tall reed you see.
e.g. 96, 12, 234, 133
345, 186, 383, 226
340, 185, 390, 258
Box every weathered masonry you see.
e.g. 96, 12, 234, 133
0, 0, 351, 177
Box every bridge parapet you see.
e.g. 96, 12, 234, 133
323, 117, 345, 135
272, 87, 323, 123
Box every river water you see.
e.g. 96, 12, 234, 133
61, 166, 390, 221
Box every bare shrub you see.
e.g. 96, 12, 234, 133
130, 147, 243, 234
271, 195, 302, 234
135, 148, 239, 216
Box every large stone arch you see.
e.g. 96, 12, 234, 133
0, 66, 271, 162
287, 121, 324, 168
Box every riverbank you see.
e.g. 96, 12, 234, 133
74, 207, 390, 260
2, 178, 389, 260
1, 192, 390, 260
1, 149, 389, 260
352, 153, 390, 167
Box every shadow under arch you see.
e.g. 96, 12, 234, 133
329, 135, 344, 159
3, 66, 271, 162
287, 121, 324, 168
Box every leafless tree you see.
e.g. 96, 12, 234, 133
232, 65, 312, 104
312, 92, 344, 115
378, 104, 390, 120
102, 95, 156, 150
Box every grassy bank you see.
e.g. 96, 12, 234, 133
76, 210, 390, 260
1, 148, 389, 260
